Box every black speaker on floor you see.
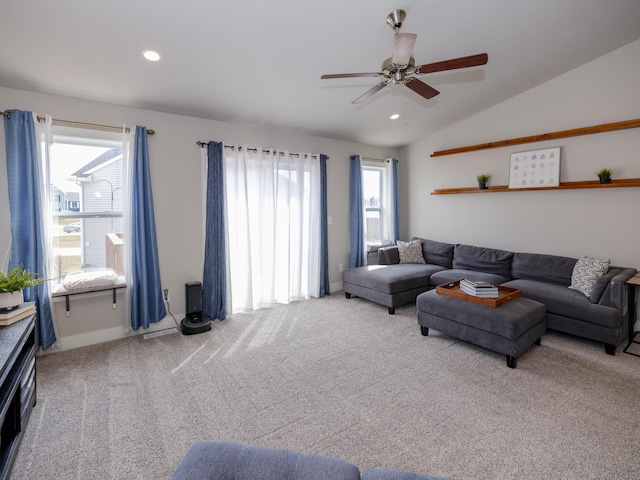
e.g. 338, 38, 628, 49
180, 281, 212, 335
186, 281, 203, 315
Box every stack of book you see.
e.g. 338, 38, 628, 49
459, 279, 499, 298
0, 302, 36, 326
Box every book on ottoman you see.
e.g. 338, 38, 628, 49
460, 279, 499, 297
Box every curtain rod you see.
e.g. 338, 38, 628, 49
197, 141, 327, 159
350, 155, 397, 163
1, 110, 154, 135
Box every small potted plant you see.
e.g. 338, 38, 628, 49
0, 266, 43, 311
596, 168, 612, 184
476, 174, 490, 190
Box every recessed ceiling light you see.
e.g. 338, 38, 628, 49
142, 50, 161, 62
390, 114, 400, 120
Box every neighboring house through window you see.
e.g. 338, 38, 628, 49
49, 128, 125, 285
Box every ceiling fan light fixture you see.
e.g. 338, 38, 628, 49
392, 32, 417, 66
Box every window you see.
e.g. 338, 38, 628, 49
49, 128, 125, 285
362, 164, 384, 245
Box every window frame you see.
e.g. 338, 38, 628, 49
48, 126, 126, 286
362, 163, 386, 245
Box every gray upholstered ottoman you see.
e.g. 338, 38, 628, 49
416, 289, 546, 368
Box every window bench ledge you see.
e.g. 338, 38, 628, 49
52, 282, 126, 316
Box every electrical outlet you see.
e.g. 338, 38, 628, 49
163, 288, 170, 302
339, 263, 344, 272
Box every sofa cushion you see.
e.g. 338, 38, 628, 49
343, 264, 444, 294
430, 269, 509, 287
412, 237, 454, 268
511, 252, 577, 286
502, 279, 620, 329
452, 244, 514, 279
397, 239, 426, 264
568, 256, 610, 298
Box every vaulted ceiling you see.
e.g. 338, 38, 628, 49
1, 0, 639, 148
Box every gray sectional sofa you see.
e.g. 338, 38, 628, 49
342, 237, 636, 354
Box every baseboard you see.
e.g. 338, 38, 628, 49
42, 314, 184, 355
45, 287, 347, 355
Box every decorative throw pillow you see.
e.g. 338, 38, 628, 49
397, 239, 426, 264
568, 256, 610, 298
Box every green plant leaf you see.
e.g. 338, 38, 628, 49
0, 266, 44, 293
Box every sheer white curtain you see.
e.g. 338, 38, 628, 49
122, 127, 134, 332
34, 114, 60, 346
224, 146, 321, 313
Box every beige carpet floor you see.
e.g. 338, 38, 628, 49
12, 293, 640, 479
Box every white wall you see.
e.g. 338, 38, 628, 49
0, 88, 399, 351
401, 39, 640, 327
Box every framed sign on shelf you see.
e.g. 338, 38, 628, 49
509, 147, 560, 189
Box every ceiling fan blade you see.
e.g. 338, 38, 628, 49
405, 78, 440, 100
352, 80, 389, 104
392, 32, 417, 66
415, 53, 488, 75
321, 72, 382, 79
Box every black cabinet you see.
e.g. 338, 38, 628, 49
0, 314, 36, 480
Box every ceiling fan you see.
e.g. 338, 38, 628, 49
321, 9, 488, 104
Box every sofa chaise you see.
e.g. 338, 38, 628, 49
342, 237, 636, 354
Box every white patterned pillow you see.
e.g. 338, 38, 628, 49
397, 239, 426, 264
568, 256, 610, 298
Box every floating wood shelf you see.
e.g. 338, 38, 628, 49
431, 118, 640, 157
431, 178, 640, 195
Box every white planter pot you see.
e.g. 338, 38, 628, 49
0, 290, 24, 310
